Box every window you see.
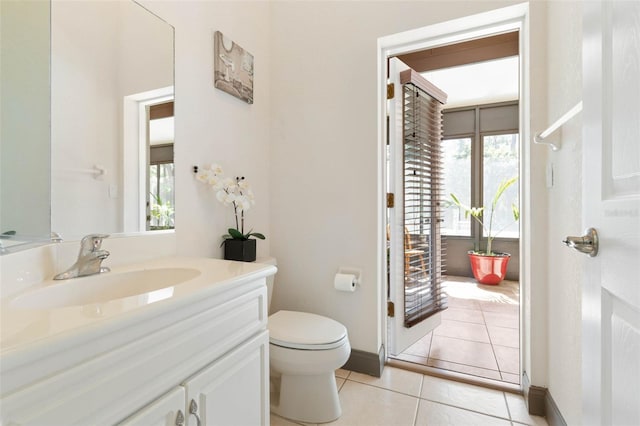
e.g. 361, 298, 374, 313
483, 133, 519, 238
441, 103, 519, 241
148, 102, 175, 230
149, 157, 174, 230
442, 137, 472, 236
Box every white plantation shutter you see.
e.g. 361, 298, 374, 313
401, 76, 447, 327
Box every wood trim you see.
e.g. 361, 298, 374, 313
522, 372, 544, 416
527, 386, 574, 424
396, 31, 518, 73
342, 347, 385, 378
522, 372, 567, 425
527, 385, 547, 416
149, 101, 174, 120
399, 69, 448, 104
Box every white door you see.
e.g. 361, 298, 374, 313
582, 1, 640, 425
387, 57, 443, 355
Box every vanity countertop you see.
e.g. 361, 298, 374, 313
0, 256, 275, 372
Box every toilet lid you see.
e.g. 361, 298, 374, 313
268, 310, 348, 350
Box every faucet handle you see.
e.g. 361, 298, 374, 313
80, 234, 110, 253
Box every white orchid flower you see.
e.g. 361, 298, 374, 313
210, 163, 224, 175
238, 179, 250, 190
212, 178, 225, 191
207, 174, 221, 187
236, 195, 252, 212
196, 164, 263, 240
222, 177, 237, 191
217, 190, 236, 206
196, 168, 213, 184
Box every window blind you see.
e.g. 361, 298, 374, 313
402, 82, 447, 327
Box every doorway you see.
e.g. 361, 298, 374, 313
147, 100, 175, 231
122, 86, 174, 234
378, 4, 531, 391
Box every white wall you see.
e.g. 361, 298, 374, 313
268, 0, 548, 356
545, 2, 583, 424
140, 1, 272, 259
522, 0, 550, 396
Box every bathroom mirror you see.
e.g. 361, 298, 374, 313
0, 0, 51, 251
0, 0, 174, 254
51, 0, 175, 241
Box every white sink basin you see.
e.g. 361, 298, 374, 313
11, 268, 201, 310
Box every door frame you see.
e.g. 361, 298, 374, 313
123, 86, 174, 233
376, 3, 532, 388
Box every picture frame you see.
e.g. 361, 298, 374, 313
213, 31, 254, 104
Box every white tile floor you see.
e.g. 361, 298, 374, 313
270, 366, 548, 426
395, 277, 521, 384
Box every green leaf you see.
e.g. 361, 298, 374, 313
469, 207, 484, 218
512, 203, 520, 221
450, 193, 473, 218
249, 232, 266, 240
228, 228, 246, 240
492, 176, 518, 209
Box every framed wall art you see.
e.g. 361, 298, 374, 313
213, 31, 254, 104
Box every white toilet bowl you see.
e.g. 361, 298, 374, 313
268, 310, 351, 424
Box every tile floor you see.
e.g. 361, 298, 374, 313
395, 277, 520, 384
270, 366, 547, 426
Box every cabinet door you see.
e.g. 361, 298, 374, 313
184, 331, 269, 426
118, 386, 186, 426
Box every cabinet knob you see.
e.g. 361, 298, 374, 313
175, 410, 185, 426
189, 399, 202, 426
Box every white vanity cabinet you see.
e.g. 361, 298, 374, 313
120, 331, 269, 426
183, 331, 269, 426
0, 260, 274, 426
119, 387, 187, 426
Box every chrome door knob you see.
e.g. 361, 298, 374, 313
563, 227, 599, 257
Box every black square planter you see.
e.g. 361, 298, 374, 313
224, 239, 256, 262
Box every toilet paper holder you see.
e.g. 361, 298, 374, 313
337, 267, 361, 286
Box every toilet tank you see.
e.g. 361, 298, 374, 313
256, 256, 276, 313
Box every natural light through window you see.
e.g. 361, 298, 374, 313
422, 56, 518, 108
149, 116, 174, 144
442, 138, 472, 236
483, 134, 519, 239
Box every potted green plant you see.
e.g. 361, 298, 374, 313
450, 176, 519, 285
149, 193, 175, 230
196, 164, 265, 262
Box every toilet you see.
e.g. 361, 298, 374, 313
260, 258, 351, 424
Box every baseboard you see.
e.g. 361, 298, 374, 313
342, 346, 385, 378
545, 388, 568, 426
522, 372, 567, 426
528, 386, 547, 416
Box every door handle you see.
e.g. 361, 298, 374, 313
189, 399, 201, 426
563, 227, 598, 257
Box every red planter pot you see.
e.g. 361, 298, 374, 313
468, 251, 511, 285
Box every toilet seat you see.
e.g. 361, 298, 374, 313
269, 310, 348, 350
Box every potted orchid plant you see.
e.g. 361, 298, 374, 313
450, 176, 519, 284
196, 164, 265, 261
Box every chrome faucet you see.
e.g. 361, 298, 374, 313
54, 234, 111, 280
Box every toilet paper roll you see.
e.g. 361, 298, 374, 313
334, 273, 357, 292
